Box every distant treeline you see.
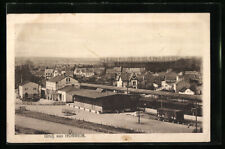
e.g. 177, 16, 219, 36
100, 56, 181, 63
111, 58, 202, 72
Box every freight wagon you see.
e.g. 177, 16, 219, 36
157, 108, 184, 123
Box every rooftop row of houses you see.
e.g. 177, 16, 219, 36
18, 75, 138, 113
112, 70, 202, 95
43, 66, 146, 80
18, 69, 202, 113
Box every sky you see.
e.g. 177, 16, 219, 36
13, 13, 210, 58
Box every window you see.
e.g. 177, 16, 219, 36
66, 78, 70, 83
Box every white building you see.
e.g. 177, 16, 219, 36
45, 68, 54, 80
19, 82, 40, 99
179, 88, 195, 95
46, 74, 80, 100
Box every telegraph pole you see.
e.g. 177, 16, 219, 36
138, 110, 141, 124
192, 101, 198, 133
195, 101, 198, 132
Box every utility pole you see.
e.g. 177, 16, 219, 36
126, 72, 129, 94
20, 65, 22, 84
192, 101, 198, 133
137, 100, 141, 124
138, 110, 141, 124
195, 101, 198, 132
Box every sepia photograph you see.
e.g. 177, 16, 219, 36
7, 13, 210, 143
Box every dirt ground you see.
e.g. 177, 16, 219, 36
17, 104, 196, 133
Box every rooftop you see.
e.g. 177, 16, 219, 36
47, 75, 67, 82
68, 89, 117, 99
58, 85, 78, 92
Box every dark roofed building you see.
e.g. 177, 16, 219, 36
68, 89, 116, 99
165, 72, 178, 83
68, 89, 139, 113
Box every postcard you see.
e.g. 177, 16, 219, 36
7, 13, 210, 143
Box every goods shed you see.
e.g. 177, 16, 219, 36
68, 89, 139, 113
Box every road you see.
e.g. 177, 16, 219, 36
15, 115, 99, 134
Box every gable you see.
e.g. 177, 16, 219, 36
60, 76, 78, 83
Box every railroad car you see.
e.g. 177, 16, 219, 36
157, 108, 184, 123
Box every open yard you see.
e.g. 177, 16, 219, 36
16, 103, 196, 133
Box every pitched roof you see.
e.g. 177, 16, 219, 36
58, 85, 78, 92
165, 72, 177, 81
68, 89, 116, 99
118, 73, 138, 82
74, 68, 94, 73
45, 68, 54, 73
47, 75, 67, 82
120, 73, 132, 81
122, 68, 145, 73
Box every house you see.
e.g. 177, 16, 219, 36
65, 70, 74, 78
122, 67, 146, 75
68, 89, 139, 113
19, 81, 40, 99
46, 74, 80, 100
161, 72, 179, 91
45, 68, 54, 80
184, 71, 201, 82
179, 88, 195, 95
53, 69, 60, 77
115, 73, 138, 89
174, 79, 191, 93
57, 85, 79, 102
93, 67, 105, 75
74, 68, 95, 78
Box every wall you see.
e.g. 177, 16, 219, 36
19, 82, 39, 98
56, 77, 79, 90
46, 81, 57, 90
74, 101, 103, 112
117, 77, 123, 87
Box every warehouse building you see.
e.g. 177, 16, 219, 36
68, 89, 139, 113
